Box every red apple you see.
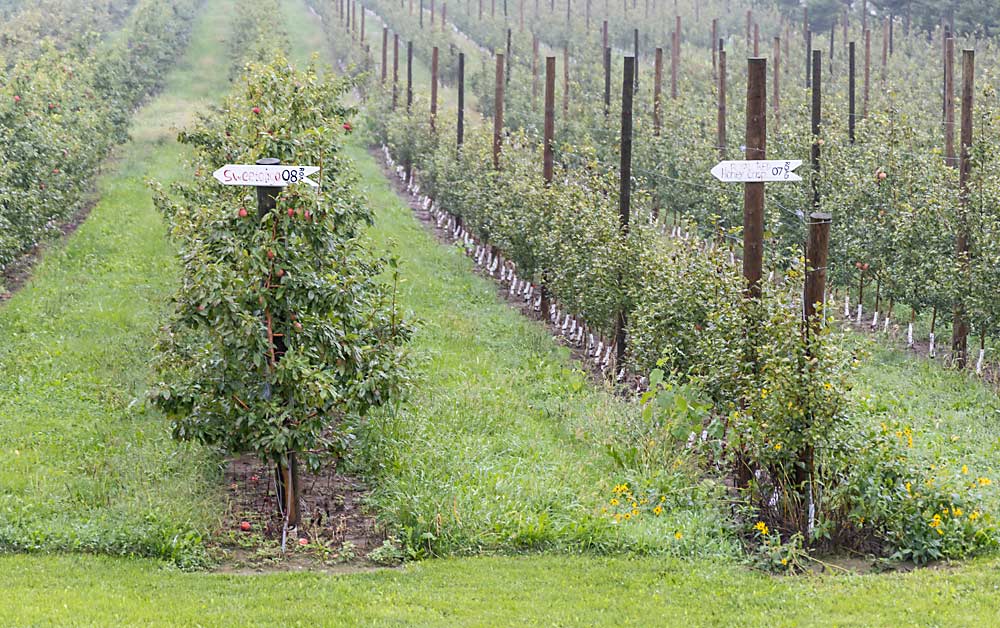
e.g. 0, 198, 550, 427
294, 321, 303, 331
252, 106, 261, 114
298, 538, 308, 546
287, 207, 295, 217
13, 95, 20, 103
267, 249, 275, 260
238, 207, 248, 218
343, 122, 353, 133
276, 269, 285, 278
240, 521, 251, 531
303, 210, 312, 221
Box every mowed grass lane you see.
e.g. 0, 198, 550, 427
0, 0, 237, 565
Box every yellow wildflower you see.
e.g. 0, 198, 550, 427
774, 443, 783, 452
979, 477, 992, 486
631, 509, 640, 517
929, 514, 942, 528
962, 465, 969, 475
623, 513, 631, 521
653, 506, 663, 516
905, 482, 911, 494
781, 558, 788, 566
610, 498, 619, 507
674, 531, 682, 540
754, 521, 769, 536
660, 495, 666, 503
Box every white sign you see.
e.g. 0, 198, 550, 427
710, 160, 802, 183
213, 164, 320, 188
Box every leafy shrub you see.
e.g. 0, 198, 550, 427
150, 56, 410, 479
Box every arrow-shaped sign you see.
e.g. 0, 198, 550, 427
213, 164, 320, 188
710, 160, 802, 183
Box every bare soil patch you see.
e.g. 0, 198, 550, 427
211, 454, 394, 573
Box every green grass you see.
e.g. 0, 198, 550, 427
3, 552, 1000, 626
0, 0, 237, 565
343, 138, 736, 557
852, 336, 1000, 509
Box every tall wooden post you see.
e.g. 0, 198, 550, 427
544, 57, 555, 184
799, 208, 830, 535
952, 49, 975, 368
811, 51, 822, 214
431, 47, 439, 131
805, 30, 812, 88
804, 213, 832, 328
506, 29, 512, 85
743, 57, 766, 300
406, 41, 413, 111
718, 41, 726, 158
381, 27, 388, 83
633, 29, 639, 92
848, 42, 856, 143
604, 47, 611, 118
493, 53, 504, 169
616, 56, 635, 369
392, 34, 399, 109
255, 157, 300, 530
457, 53, 465, 148
361, 9, 365, 43
711, 18, 718, 80
754, 23, 759, 56
829, 22, 834, 75
653, 47, 662, 133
